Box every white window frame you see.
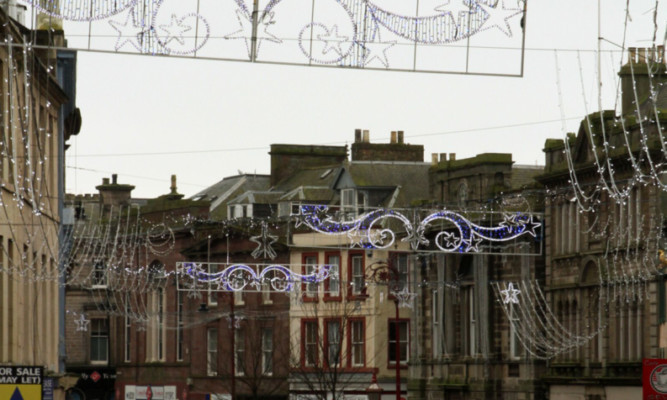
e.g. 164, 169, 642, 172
396, 254, 409, 291
350, 320, 364, 367
92, 259, 107, 288
261, 269, 273, 304
304, 321, 318, 367
327, 254, 340, 297
305, 256, 318, 297
351, 255, 364, 295
208, 263, 218, 306
235, 329, 245, 376
207, 328, 218, 376
262, 328, 273, 376
341, 188, 356, 213
90, 318, 109, 364
327, 320, 341, 367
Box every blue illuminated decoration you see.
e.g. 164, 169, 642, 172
293, 205, 541, 252
177, 262, 333, 293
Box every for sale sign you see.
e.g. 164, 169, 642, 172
0, 366, 43, 400
644, 359, 667, 399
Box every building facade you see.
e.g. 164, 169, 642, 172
536, 47, 667, 400
0, 6, 77, 400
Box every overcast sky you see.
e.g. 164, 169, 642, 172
51, 0, 666, 198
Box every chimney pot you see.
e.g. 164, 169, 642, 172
362, 130, 370, 143
629, 47, 637, 63
102, 178, 110, 185
390, 131, 397, 144
112, 174, 117, 184
397, 131, 404, 144
355, 129, 362, 143
449, 153, 456, 161
431, 153, 438, 165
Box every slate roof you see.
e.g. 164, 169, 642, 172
190, 174, 271, 217
337, 161, 431, 207
228, 191, 284, 205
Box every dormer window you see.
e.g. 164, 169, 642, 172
227, 204, 253, 220
341, 189, 367, 217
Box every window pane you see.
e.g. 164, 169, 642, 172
207, 329, 218, 376
305, 322, 317, 366
352, 256, 363, 294
262, 329, 273, 374
328, 255, 340, 295
388, 321, 408, 363
327, 321, 340, 365
306, 256, 318, 296
351, 321, 364, 366
90, 319, 109, 362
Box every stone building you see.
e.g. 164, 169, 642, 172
536, 46, 667, 400
0, 4, 78, 399
407, 152, 545, 400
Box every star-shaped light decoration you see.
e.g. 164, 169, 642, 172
347, 230, 369, 249
477, 0, 523, 37
403, 216, 429, 250
224, 8, 282, 59
108, 7, 150, 52
158, 14, 192, 46
227, 315, 245, 329
391, 286, 418, 309
463, 234, 483, 252
439, 231, 460, 249
521, 216, 541, 237
74, 314, 90, 332
359, 34, 396, 68
250, 221, 278, 260
500, 282, 521, 304
318, 25, 348, 56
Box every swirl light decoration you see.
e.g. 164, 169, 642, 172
292, 204, 541, 253
176, 262, 333, 296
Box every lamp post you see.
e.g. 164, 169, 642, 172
366, 260, 413, 400
366, 372, 382, 400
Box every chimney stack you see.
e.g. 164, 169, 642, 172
355, 129, 362, 143
440, 153, 447, 162
390, 131, 397, 144
431, 153, 438, 165
362, 130, 370, 143
397, 131, 404, 144
112, 174, 118, 184
171, 174, 177, 194
449, 153, 456, 161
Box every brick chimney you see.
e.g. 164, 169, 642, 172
351, 130, 424, 162
619, 46, 667, 116
96, 175, 135, 207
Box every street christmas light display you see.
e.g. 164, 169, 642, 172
18, 0, 527, 75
